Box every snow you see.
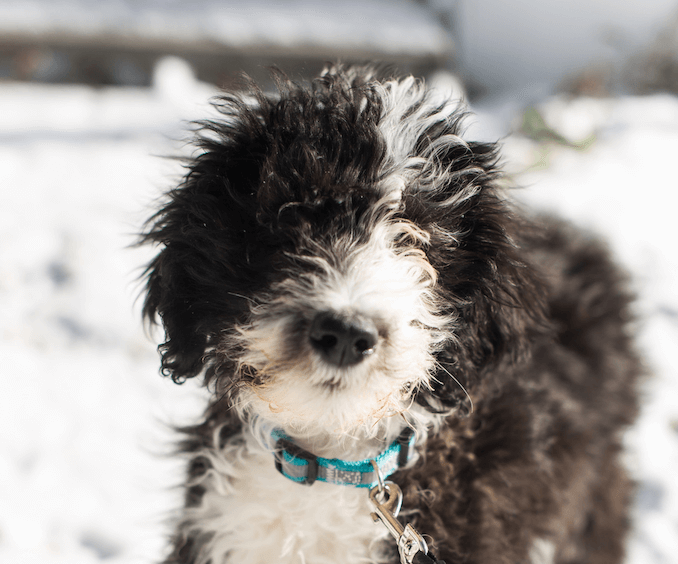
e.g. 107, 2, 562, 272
0, 61, 214, 563
1, 62, 677, 563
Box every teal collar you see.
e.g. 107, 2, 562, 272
272, 427, 416, 487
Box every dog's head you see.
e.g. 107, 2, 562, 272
141, 65, 545, 437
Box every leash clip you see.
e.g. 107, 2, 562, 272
369, 481, 428, 564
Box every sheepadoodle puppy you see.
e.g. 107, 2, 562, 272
140, 65, 641, 564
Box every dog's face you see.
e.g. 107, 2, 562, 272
141, 65, 543, 437
229, 199, 446, 435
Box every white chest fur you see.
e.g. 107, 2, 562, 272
186, 433, 394, 564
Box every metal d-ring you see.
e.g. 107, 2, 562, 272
370, 459, 385, 494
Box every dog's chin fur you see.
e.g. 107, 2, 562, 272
141, 65, 641, 564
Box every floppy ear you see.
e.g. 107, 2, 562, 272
140, 93, 274, 384
140, 238, 226, 384
405, 124, 548, 413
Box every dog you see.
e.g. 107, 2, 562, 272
140, 64, 641, 564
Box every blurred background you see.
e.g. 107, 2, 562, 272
1, 1, 677, 562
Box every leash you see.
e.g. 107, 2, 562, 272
368, 461, 446, 564
272, 428, 446, 564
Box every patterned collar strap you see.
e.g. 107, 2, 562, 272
272, 427, 416, 487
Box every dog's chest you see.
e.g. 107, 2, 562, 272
197, 439, 392, 564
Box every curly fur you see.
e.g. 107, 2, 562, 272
140, 64, 641, 564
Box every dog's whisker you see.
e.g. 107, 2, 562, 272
434, 362, 474, 416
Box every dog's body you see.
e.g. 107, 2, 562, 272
141, 65, 641, 564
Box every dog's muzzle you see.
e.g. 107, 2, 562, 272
309, 311, 378, 367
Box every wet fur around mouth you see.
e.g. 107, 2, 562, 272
140, 64, 642, 564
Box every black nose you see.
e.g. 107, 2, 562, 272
309, 311, 378, 367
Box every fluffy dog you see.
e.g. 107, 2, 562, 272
140, 65, 641, 564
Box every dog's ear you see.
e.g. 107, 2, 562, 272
141, 248, 210, 383
140, 93, 274, 384
404, 128, 548, 412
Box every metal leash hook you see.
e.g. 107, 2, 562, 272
368, 480, 430, 564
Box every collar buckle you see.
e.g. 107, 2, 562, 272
274, 436, 319, 486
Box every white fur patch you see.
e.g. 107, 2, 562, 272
529, 538, 556, 564
376, 77, 472, 194
180, 428, 394, 564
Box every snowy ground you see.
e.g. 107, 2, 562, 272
1, 62, 677, 563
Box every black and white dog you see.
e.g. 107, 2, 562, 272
141, 65, 641, 564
